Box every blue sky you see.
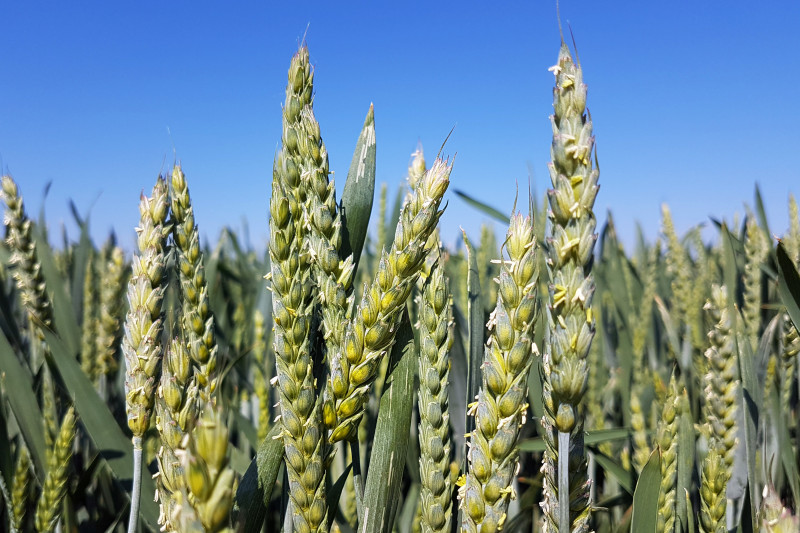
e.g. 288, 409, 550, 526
1, 1, 798, 253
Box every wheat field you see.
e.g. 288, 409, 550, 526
1, 34, 799, 533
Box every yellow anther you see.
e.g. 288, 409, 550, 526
553, 285, 567, 308
561, 238, 580, 256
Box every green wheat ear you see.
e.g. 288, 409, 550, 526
123, 176, 170, 533
326, 157, 451, 443
80, 249, 100, 381
1, 175, 54, 342
171, 164, 219, 401
170, 404, 237, 533
460, 212, 538, 533
699, 439, 729, 532
269, 44, 328, 533
655, 374, 686, 533
417, 244, 455, 533
540, 40, 597, 533
96, 244, 128, 395
35, 407, 77, 533
11, 444, 32, 530
123, 176, 169, 438
703, 285, 738, 470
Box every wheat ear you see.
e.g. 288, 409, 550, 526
123, 176, 170, 532
1, 175, 53, 342
96, 244, 128, 395
80, 249, 99, 381
460, 213, 539, 533
326, 157, 451, 443
417, 245, 455, 533
35, 407, 76, 533
699, 442, 728, 533
177, 405, 237, 533
703, 285, 738, 469
539, 41, 598, 533
155, 336, 199, 530
269, 45, 330, 533
11, 444, 32, 530
171, 164, 218, 400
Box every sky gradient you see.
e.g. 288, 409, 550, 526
1, 1, 798, 253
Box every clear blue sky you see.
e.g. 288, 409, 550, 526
1, 1, 798, 253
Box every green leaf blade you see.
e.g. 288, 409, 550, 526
361, 311, 415, 533
341, 104, 376, 275
631, 449, 662, 533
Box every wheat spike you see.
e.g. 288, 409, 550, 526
703, 285, 738, 470
1, 175, 53, 342
655, 375, 686, 533
699, 443, 728, 533
417, 245, 455, 533
460, 213, 538, 533
269, 45, 329, 533
96, 244, 128, 391
11, 444, 32, 530
539, 41, 598, 533
35, 407, 76, 533
325, 157, 451, 443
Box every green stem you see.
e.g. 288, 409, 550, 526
558, 430, 570, 533
127, 436, 142, 533
351, 439, 365, 523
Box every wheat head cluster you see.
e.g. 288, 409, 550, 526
1, 32, 799, 533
